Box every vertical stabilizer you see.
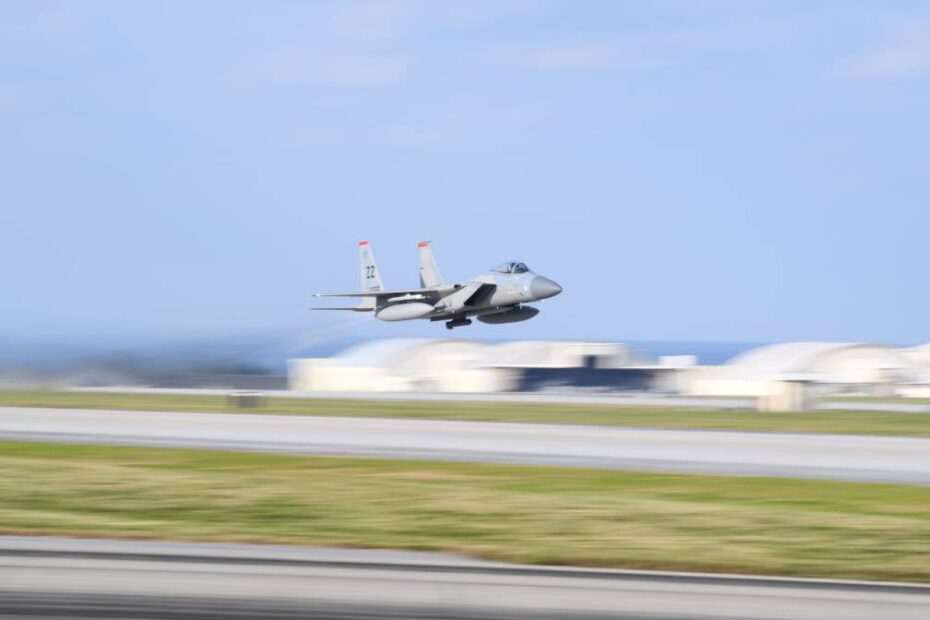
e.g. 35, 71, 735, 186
417, 241, 444, 288
358, 240, 383, 309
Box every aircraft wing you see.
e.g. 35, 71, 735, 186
310, 307, 373, 312
314, 288, 436, 299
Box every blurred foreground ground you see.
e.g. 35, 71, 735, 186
3, 536, 928, 620
1, 442, 928, 582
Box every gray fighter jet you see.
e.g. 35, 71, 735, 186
313, 241, 562, 329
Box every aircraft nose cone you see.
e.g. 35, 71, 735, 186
530, 276, 562, 300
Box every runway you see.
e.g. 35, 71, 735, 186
1, 406, 929, 484
1, 536, 927, 619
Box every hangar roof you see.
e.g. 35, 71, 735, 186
726, 342, 857, 373
336, 339, 434, 367
486, 340, 626, 367
336, 338, 490, 368
724, 342, 915, 379
900, 343, 930, 368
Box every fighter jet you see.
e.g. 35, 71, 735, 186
313, 241, 562, 329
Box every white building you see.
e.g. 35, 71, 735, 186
900, 343, 930, 369
288, 339, 508, 393
688, 342, 921, 398
288, 339, 633, 393
290, 338, 930, 400
483, 340, 631, 368
895, 342, 930, 397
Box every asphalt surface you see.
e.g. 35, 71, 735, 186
1, 536, 928, 620
2, 406, 929, 484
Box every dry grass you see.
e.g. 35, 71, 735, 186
0, 441, 927, 582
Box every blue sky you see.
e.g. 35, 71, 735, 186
2, 1, 929, 348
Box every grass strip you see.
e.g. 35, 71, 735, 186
0, 441, 927, 582
830, 396, 930, 406
1, 390, 929, 437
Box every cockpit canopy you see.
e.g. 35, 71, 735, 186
492, 261, 530, 274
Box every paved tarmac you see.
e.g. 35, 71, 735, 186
1, 536, 927, 620
1, 406, 929, 484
